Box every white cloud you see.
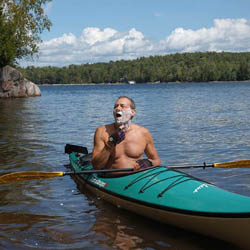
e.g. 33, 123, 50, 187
21, 18, 250, 67
80, 27, 117, 45
162, 18, 250, 53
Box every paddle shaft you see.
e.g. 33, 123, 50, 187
63, 168, 134, 175
168, 159, 250, 169
1, 158, 249, 184
168, 163, 214, 169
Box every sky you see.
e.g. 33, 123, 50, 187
21, 0, 250, 67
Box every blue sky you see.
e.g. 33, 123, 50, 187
21, 0, 250, 67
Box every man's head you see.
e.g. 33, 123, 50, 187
113, 96, 136, 125
116, 96, 136, 110
115, 96, 136, 110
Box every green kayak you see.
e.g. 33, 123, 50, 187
67, 146, 250, 248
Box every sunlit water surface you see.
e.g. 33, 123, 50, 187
1, 82, 250, 249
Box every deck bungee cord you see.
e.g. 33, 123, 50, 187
122, 166, 212, 198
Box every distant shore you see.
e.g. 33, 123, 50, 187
23, 52, 250, 86
38, 80, 250, 86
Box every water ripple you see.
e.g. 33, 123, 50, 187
1, 82, 250, 249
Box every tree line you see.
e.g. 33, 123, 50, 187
21, 52, 250, 84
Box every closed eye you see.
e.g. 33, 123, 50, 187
114, 104, 129, 109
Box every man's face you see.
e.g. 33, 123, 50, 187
114, 98, 131, 111
113, 98, 135, 123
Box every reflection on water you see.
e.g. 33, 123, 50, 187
0, 82, 250, 249
77, 183, 235, 250
0, 98, 51, 173
0, 212, 59, 234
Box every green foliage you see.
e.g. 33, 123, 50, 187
22, 52, 250, 84
0, 0, 52, 67
0, 7, 16, 66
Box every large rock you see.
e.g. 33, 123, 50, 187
0, 66, 41, 98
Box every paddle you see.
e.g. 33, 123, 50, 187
168, 160, 250, 169
0, 168, 134, 184
1, 159, 249, 183
1, 142, 249, 183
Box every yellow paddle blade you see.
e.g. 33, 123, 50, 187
214, 160, 250, 168
0, 171, 64, 183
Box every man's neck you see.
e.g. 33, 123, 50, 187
114, 121, 132, 131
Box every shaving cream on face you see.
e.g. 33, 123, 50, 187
114, 109, 132, 129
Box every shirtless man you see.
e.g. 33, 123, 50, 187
92, 96, 161, 170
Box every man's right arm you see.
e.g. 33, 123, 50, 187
91, 126, 114, 169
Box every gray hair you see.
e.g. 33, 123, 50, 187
117, 96, 136, 109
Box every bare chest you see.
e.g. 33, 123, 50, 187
114, 131, 146, 159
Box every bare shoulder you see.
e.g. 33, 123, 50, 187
95, 125, 105, 135
95, 123, 114, 137
96, 123, 112, 131
132, 124, 151, 136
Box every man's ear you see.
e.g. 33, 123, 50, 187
131, 109, 136, 119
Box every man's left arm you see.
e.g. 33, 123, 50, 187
144, 129, 161, 166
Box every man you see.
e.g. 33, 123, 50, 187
92, 96, 161, 170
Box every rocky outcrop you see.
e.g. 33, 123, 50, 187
0, 66, 41, 98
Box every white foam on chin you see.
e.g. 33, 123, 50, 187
114, 109, 132, 128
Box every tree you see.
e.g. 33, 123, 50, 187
237, 60, 250, 80
0, 0, 52, 67
0, 7, 14, 66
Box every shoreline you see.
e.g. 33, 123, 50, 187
38, 80, 250, 86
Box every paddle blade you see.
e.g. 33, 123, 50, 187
0, 171, 64, 183
214, 160, 250, 168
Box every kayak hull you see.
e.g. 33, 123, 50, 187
69, 152, 250, 248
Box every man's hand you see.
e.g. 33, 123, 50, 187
109, 129, 125, 145
136, 159, 153, 169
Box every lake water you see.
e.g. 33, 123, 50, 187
0, 82, 250, 249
